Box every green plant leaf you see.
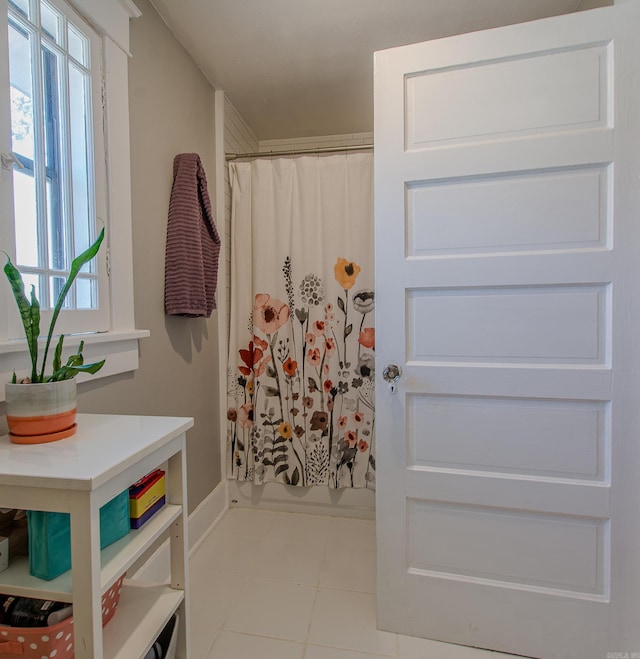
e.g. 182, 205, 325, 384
29, 285, 40, 381
52, 334, 64, 374
47, 359, 106, 382
39, 227, 105, 381
3, 259, 39, 380
46, 340, 105, 381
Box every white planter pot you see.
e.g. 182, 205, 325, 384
5, 379, 77, 444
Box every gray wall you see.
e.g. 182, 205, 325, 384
576, 0, 612, 9
78, 0, 221, 513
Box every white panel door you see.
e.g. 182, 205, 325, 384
374, 4, 640, 658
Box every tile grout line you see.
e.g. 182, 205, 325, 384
301, 527, 329, 656
217, 573, 247, 634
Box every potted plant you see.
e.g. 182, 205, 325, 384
3, 228, 106, 444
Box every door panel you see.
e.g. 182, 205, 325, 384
407, 166, 609, 255
374, 4, 640, 658
408, 285, 608, 363
407, 501, 605, 594
405, 45, 608, 147
408, 395, 606, 479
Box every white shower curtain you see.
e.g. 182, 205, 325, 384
226, 153, 375, 489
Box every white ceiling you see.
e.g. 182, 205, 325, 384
148, 0, 609, 141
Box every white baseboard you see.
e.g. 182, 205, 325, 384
188, 480, 229, 555
227, 479, 375, 519
133, 480, 228, 582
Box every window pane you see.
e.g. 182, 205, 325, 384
21, 273, 41, 303
49, 275, 68, 308
13, 169, 38, 267
42, 43, 65, 276
45, 178, 64, 271
75, 277, 96, 310
67, 23, 88, 67
9, 21, 35, 161
39, 0, 61, 45
69, 62, 93, 273
8, 0, 30, 19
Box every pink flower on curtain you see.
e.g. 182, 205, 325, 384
345, 430, 358, 449
254, 336, 268, 351
324, 337, 336, 357
307, 347, 321, 366
312, 320, 325, 335
254, 294, 290, 334
237, 403, 254, 429
253, 355, 272, 378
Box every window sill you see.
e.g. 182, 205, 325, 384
0, 329, 150, 400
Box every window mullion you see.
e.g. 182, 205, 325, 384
30, 5, 50, 308
60, 47, 76, 309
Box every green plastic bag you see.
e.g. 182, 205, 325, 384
27, 490, 130, 580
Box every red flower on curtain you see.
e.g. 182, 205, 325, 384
358, 327, 375, 349
238, 340, 272, 377
283, 357, 298, 377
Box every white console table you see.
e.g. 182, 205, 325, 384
0, 413, 193, 659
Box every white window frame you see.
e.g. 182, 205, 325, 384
6, 0, 109, 336
0, 0, 147, 397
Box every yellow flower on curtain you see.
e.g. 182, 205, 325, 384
278, 421, 293, 439
334, 258, 361, 290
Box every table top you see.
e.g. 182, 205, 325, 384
0, 413, 193, 490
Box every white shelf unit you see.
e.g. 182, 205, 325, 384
0, 413, 193, 659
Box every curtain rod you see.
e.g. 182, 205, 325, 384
225, 143, 374, 161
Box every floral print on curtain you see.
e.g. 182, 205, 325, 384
226, 152, 375, 489
228, 257, 375, 488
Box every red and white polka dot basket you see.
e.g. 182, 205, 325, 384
0, 573, 125, 659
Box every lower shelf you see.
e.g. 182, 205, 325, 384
103, 581, 184, 659
0, 504, 182, 602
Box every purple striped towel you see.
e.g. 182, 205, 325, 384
164, 153, 220, 317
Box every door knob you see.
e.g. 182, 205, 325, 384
383, 364, 402, 393
383, 364, 402, 382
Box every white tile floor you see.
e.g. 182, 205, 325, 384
189, 508, 522, 659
